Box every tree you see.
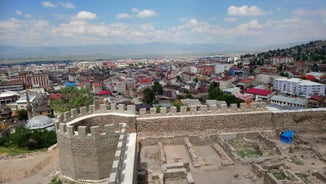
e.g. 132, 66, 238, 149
8, 127, 57, 150
208, 82, 222, 99
51, 87, 93, 113
176, 75, 181, 82
152, 81, 163, 95
18, 109, 28, 121
142, 88, 155, 104
208, 82, 242, 106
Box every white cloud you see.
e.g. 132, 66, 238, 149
116, 13, 132, 19
228, 5, 265, 16
293, 9, 306, 16
16, 10, 22, 16
0, 18, 21, 32
1, 9, 325, 48
135, 9, 157, 18
189, 19, 199, 26
42, 1, 57, 8
131, 8, 139, 13
59, 2, 75, 9
228, 19, 263, 35
25, 14, 33, 18
75, 11, 97, 20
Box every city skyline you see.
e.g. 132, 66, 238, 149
0, 0, 326, 47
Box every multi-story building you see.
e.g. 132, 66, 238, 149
0, 80, 24, 91
11, 72, 50, 88
273, 77, 325, 97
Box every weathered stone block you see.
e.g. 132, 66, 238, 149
71, 108, 77, 118
251, 102, 257, 110
127, 105, 136, 115
170, 107, 177, 114
78, 126, 87, 137
160, 107, 167, 115
200, 105, 207, 112
118, 104, 125, 113
180, 106, 187, 114
67, 126, 74, 137
209, 105, 218, 112
150, 108, 156, 115
89, 105, 95, 113
230, 103, 237, 111
139, 108, 146, 116
64, 111, 70, 122
91, 126, 100, 138
80, 106, 87, 115
111, 103, 116, 111
189, 106, 197, 114
220, 104, 227, 112
100, 104, 107, 113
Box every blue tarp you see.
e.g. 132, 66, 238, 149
64, 82, 76, 87
280, 131, 295, 143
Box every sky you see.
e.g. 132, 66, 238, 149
0, 0, 325, 47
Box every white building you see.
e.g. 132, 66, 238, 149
256, 74, 272, 84
214, 64, 234, 75
190, 66, 198, 74
215, 64, 225, 74
270, 95, 307, 108
273, 77, 325, 97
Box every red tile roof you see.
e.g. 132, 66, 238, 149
50, 93, 62, 99
309, 95, 324, 101
245, 88, 272, 96
240, 79, 251, 83
141, 78, 152, 84
97, 90, 111, 96
93, 83, 102, 87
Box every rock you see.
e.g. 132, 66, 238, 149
234, 173, 239, 178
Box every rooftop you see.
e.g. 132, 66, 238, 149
245, 88, 272, 96
26, 115, 55, 130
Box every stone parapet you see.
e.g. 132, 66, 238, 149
59, 102, 271, 123
109, 123, 127, 184
56, 122, 117, 139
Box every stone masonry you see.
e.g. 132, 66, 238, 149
55, 103, 326, 182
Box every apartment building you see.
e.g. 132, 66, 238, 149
273, 77, 325, 97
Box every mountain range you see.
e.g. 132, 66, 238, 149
0, 42, 307, 61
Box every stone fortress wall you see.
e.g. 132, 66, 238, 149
55, 102, 326, 182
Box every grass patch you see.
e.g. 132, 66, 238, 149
228, 139, 261, 158
291, 156, 304, 165
273, 171, 287, 180
228, 139, 251, 149
0, 146, 46, 157
295, 173, 310, 183
238, 149, 260, 158
50, 175, 63, 184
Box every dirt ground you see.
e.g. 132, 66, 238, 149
140, 144, 263, 184
139, 132, 326, 184
0, 149, 59, 184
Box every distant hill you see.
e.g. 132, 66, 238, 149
254, 40, 326, 62
0, 43, 241, 60
1, 41, 325, 63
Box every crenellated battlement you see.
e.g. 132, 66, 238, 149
55, 121, 117, 139
59, 104, 137, 123
58, 102, 267, 124
139, 102, 267, 117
